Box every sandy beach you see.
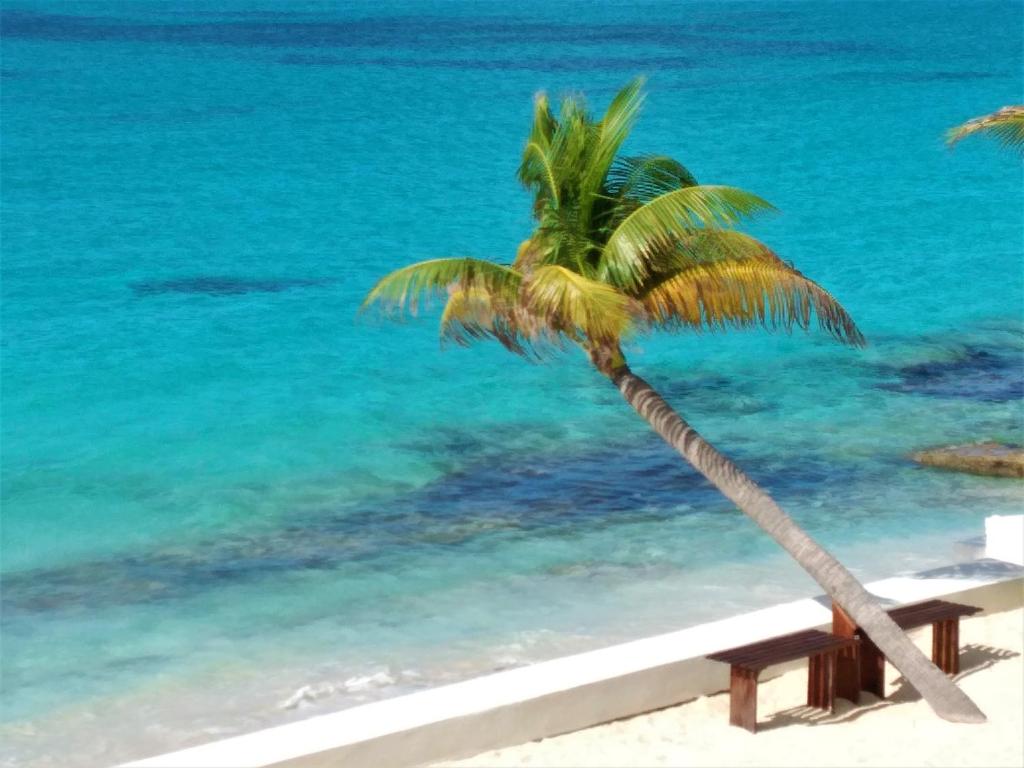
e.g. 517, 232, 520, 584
441, 607, 1024, 768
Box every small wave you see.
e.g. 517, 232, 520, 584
344, 670, 397, 692
278, 670, 397, 710
279, 683, 338, 710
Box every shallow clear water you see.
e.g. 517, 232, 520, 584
1, 1, 1022, 765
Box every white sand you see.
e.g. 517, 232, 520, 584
441, 608, 1024, 768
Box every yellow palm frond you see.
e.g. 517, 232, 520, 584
638, 230, 785, 288
440, 285, 533, 357
512, 236, 554, 274
641, 255, 865, 346
522, 265, 637, 345
946, 106, 1024, 153
362, 258, 522, 316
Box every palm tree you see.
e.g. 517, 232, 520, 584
946, 105, 1024, 153
363, 78, 986, 723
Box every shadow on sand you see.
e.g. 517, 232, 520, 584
758, 641, 1020, 731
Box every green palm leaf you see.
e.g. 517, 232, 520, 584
946, 106, 1024, 153
514, 206, 601, 276
522, 142, 560, 208
518, 94, 561, 211
580, 78, 646, 215
547, 95, 591, 183
362, 258, 522, 316
604, 155, 699, 203
600, 186, 776, 291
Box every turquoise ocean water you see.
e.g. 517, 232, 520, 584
1, 1, 1022, 765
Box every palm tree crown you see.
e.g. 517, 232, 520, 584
364, 78, 864, 369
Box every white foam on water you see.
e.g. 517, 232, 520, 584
278, 669, 400, 710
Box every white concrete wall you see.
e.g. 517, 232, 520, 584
985, 514, 1024, 565
122, 560, 1024, 768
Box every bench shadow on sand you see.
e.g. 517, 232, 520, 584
759, 641, 1020, 731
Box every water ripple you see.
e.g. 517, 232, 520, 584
1, 10, 887, 58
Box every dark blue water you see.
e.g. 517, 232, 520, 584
1, 2, 1021, 765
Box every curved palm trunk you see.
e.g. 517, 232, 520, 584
609, 363, 986, 724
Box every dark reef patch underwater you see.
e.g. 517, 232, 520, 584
877, 344, 1024, 403
131, 276, 332, 297
1, 435, 867, 617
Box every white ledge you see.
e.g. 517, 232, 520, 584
123, 558, 1024, 768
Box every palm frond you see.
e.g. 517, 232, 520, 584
632, 230, 789, 294
946, 106, 1024, 153
522, 265, 637, 345
513, 237, 545, 273
593, 155, 699, 243
604, 155, 698, 203
522, 142, 560, 208
514, 223, 597, 277
529, 93, 558, 149
518, 93, 561, 210
440, 285, 533, 357
580, 78, 646, 211
641, 255, 865, 346
362, 258, 522, 316
673, 229, 778, 263
600, 186, 777, 291
545, 94, 593, 201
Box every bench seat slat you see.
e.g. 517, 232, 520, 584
712, 632, 843, 667
708, 629, 857, 671
886, 599, 981, 630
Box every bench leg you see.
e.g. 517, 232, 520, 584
932, 619, 960, 675
859, 635, 886, 698
831, 602, 861, 703
832, 603, 857, 637
729, 666, 759, 733
808, 651, 838, 712
835, 645, 861, 704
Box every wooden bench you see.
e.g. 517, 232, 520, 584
707, 629, 859, 733
832, 599, 981, 700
